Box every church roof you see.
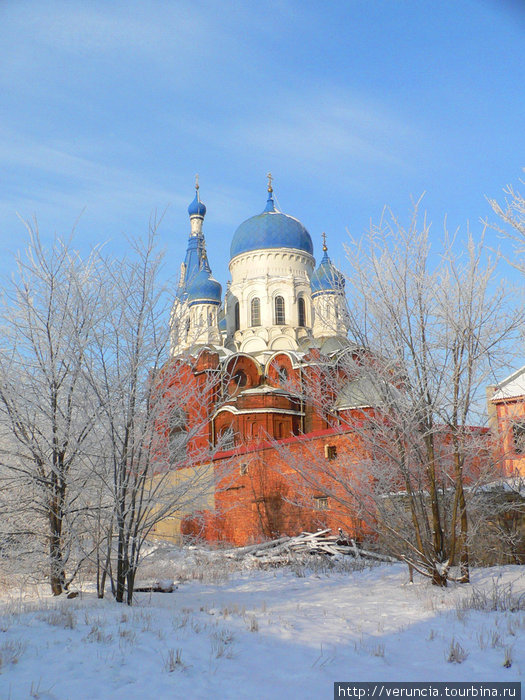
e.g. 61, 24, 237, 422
188, 180, 206, 218
311, 242, 345, 297
186, 268, 222, 306
230, 188, 313, 259
492, 366, 525, 401
177, 184, 221, 305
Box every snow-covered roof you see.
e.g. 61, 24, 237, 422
335, 377, 403, 410
491, 365, 525, 401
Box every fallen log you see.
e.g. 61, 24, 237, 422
229, 529, 398, 563
134, 579, 177, 593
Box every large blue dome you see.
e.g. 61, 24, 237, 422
230, 191, 313, 259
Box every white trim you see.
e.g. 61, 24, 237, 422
213, 406, 304, 418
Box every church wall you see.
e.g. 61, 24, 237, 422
180, 430, 369, 546
494, 398, 525, 477
226, 248, 315, 352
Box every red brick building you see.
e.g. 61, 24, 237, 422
488, 366, 525, 478
152, 180, 514, 548
151, 180, 371, 545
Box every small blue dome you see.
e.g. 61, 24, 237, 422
187, 268, 222, 306
230, 191, 313, 259
311, 250, 345, 297
188, 190, 206, 218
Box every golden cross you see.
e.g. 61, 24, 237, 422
322, 232, 327, 251
267, 172, 273, 192
195, 173, 200, 190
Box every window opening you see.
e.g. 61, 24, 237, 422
325, 444, 337, 460
234, 301, 240, 331
512, 421, 525, 454
314, 496, 329, 510
298, 297, 306, 327
275, 296, 285, 325
251, 297, 261, 326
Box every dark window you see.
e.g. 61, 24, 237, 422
314, 496, 329, 510
234, 301, 240, 331
240, 463, 249, 476
233, 370, 247, 387
325, 445, 337, 460
251, 297, 261, 326
185, 317, 190, 338
512, 421, 525, 454
298, 297, 306, 327
275, 296, 285, 325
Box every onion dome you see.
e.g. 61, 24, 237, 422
230, 177, 313, 259
311, 236, 345, 297
187, 268, 222, 306
188, 176, 206, 218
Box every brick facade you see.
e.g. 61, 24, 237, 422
151, 347, 371, 545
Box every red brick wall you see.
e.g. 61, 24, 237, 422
495, 398, 525, 477
182, 430, 369, 546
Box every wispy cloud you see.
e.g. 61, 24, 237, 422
234, 91, 421, 168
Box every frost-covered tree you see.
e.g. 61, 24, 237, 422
85, 230, 228, 605
281, 202, 522, 585
488, 172, 525, 273
0, 224, 102, 594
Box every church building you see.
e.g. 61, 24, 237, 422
152, 177, 379, 545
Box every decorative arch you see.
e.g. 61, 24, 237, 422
266, 351, 298, 390
223, 353, 263, 397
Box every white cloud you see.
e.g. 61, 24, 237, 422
231, 88, 421, 171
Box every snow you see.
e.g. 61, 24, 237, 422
0, 550, 523, 699
492, 366, 525, 401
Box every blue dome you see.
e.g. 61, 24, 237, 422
187, 269, 222, 306
230, 191, 313, 259
311, 250, 345, 297
188, 190, 206, 218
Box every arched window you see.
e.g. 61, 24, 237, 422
277, 365, 288, 386
219, 426, 236, 450
274, 296, 285, 325
169, 407, 187, 462
185, 317, 190, 338
251, 297, 261, 327
234, 301, 240, 331
298, 297, 306, 327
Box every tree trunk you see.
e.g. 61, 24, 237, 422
49, 526, 65, 596
431, 567, 448, 587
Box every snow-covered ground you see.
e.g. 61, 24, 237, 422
0, 547, 523, 699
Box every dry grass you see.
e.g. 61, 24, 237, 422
163, 647, 185, 672
0, 639, 26, 670
458, 580, 525, 613
447, 638, 469, 663
40, 608, 76, 629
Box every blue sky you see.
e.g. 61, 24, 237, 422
1, 0, 524, 286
